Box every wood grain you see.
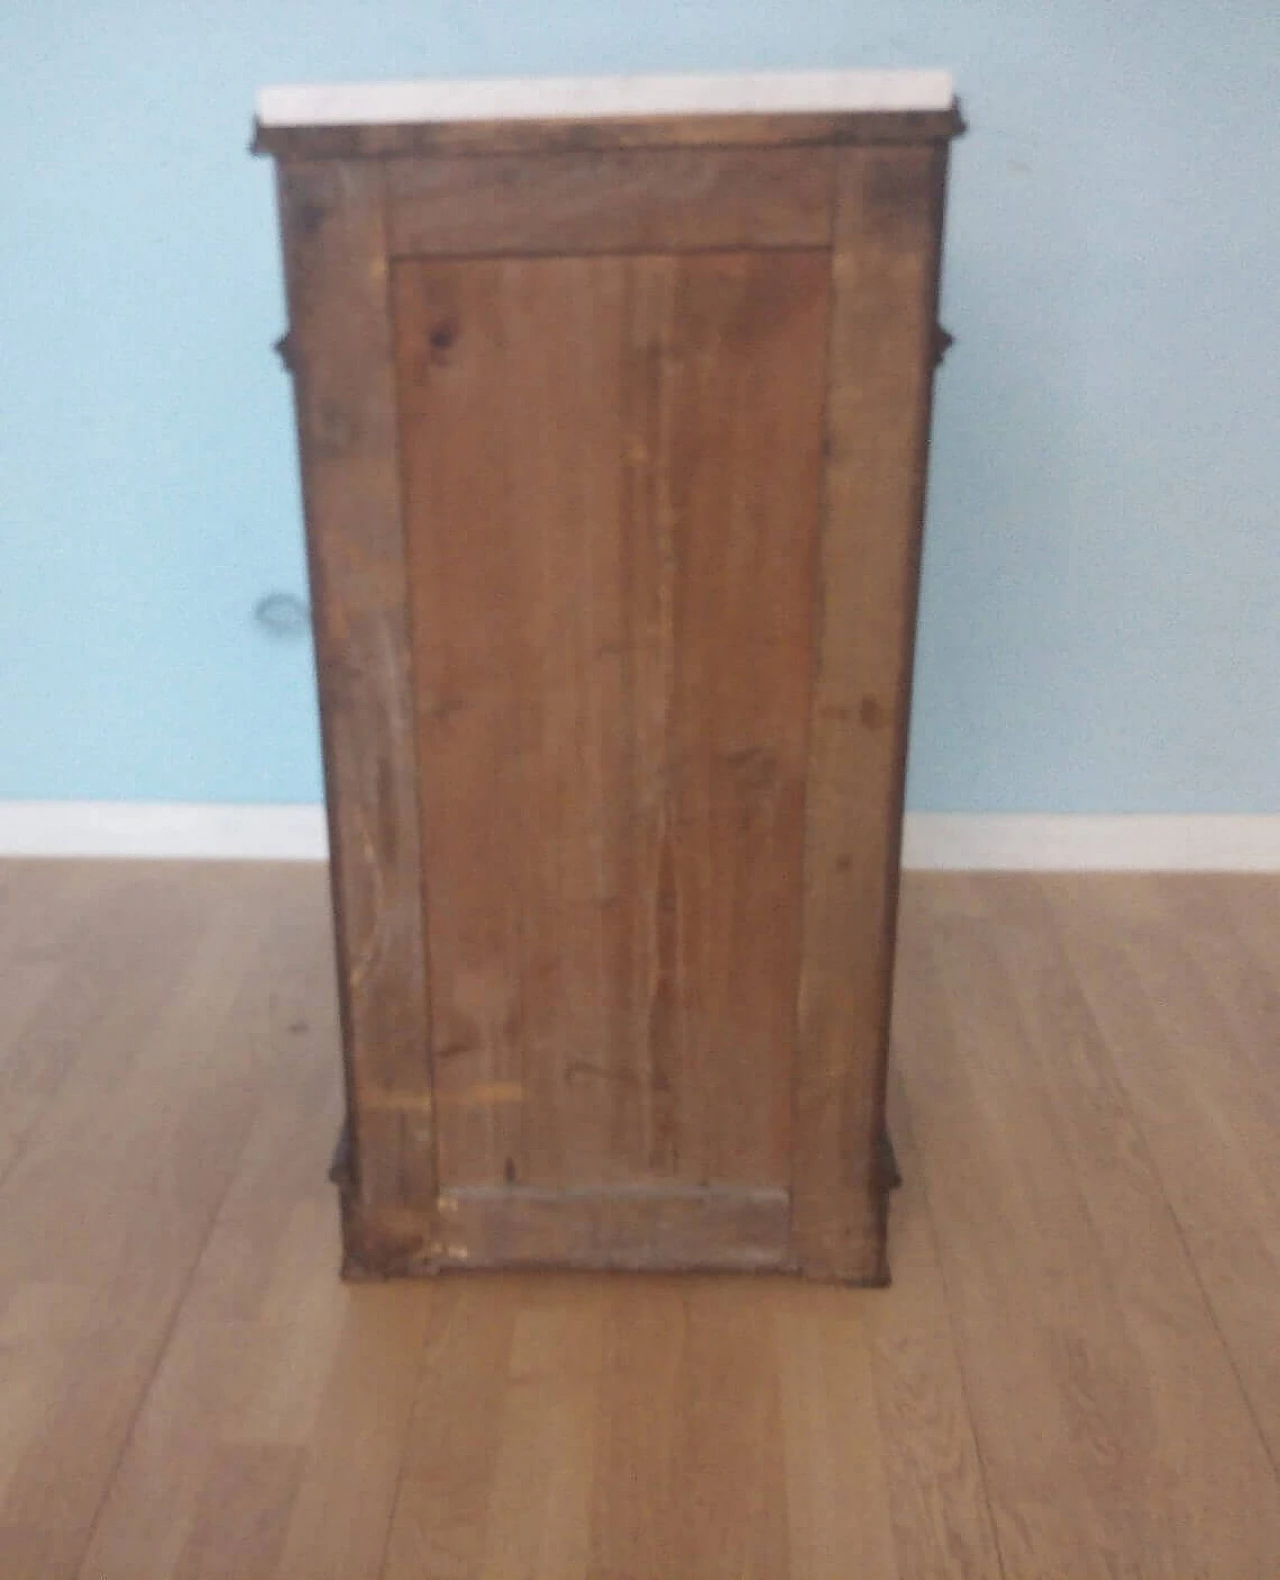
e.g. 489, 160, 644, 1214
0, 866, 323, 1577
0, 864, 182, 1188
865, 1085, 1004, 1578
672, 1280, 792, 1577
254, 105, 963, 161
392, 250, 829, 1263
996, 875, 1280, 1572
381, 1283, 518, 1579
894, 874, 1280, 1580
275, 160, 437, 1274
471, 1295, 604, 1577
584, 1280, 686, 1579
1048, 876, 1280, 1477
773, 1282, 896, 1578
792, 143, 949, 1282
386, 145, 832, 255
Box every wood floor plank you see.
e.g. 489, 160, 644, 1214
1047, 875, 1280, 1477
0, 865, 203, 1188
773, 1283, 896, 1580
75, 1317, 267, 1580
0, 858, 111, 963
381, 1281, 520, 1580
172, 1443, 308, 1580
868, 1085, 1005, 1580
892, 874, 1280, 1579
0, 860, 101, 1060
268, 1285, 434, 1580
671, 1279, 793, 1579
586, 1279, 688, 1580
78, 868, 375, 1580
473, 1288, 604, 1580
1145, 875, 1280, 1147
893, 883, 1122, 1580
984, 874, 1280, 1572
0, 1284, 98, 1505
0, 865, 309, 1578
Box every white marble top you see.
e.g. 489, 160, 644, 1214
256, 70, 955, 129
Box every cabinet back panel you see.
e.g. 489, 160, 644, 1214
392, 250, 830, 1195
386, 146, 834, 257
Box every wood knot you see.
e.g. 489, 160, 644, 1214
724, 746, 778, 796
295, 200, 328, 239
314, 399, 356, 458
427, 319, 458, 363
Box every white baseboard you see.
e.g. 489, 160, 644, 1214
901, 813, 1280, 871
0, 802, 328, 861
0, 803, 1277, 871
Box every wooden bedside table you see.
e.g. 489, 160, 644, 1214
255, 69, 961, 1282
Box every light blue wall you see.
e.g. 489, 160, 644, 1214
3, 2, 1277, 811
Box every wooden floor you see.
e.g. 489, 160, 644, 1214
0, 863, 1277, 1578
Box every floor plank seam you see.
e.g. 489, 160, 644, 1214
894, 1080, 1012, 1580
1049, 897, 1280, 1492
71, 1084, 278, 1578
73, 1268, 208, 1576
1094, 1019, 1280, 1493
1163, 1197, 1280, 1487
373, 1296, 442, 1580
